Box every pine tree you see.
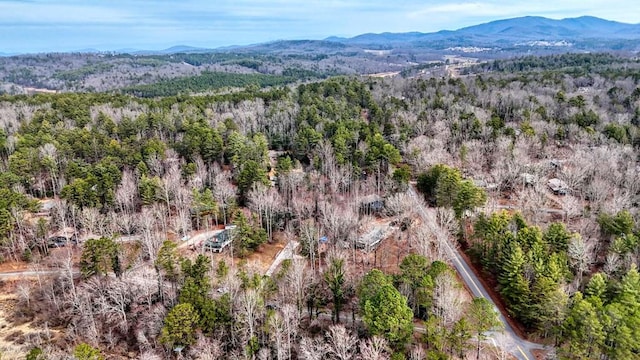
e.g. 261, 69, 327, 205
160, 303, 200, 349
324, 258, 346, 324
79, 237, 121, 278
358, 269, 393, 310
362, 284, 414, 350
398, 254, 433, 317
452, 179, 486, 220
498, 242, 531, 323
73, 343, 104, 360
602, 302, 635, 359
563, 292, 605, 359
448, 317, 472, 358
544, 222, 572, 252
468, 298, 501, 359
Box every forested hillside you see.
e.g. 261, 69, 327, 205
0, 51, 409, 94
0, 53, 639, 359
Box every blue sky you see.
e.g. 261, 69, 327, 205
1, 0, 638, 53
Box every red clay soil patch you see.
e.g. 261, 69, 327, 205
0, 261, 29, 273
350, 232, 412, 278
0, 280, 17, 295
349, 216, 423, 278
458, 249, 530, 340
531, 348, 549, 360
243, 236, 287, 274
185, 235, 286, 275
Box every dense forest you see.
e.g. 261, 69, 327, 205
0, 53, 640, 359
121, 72, 301, 97
0, 50, 412, 94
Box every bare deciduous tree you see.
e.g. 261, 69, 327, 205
603, 252, 621, 276
409, 345, 426, 360
385, 192, 412, 218
81, 207, 106, 237
236, 289, 264, 348
517, 184, 548, 225
567, 235, 592, 285
138, 351, 162, 360
325, 325, 357, 360
409, 224, 439, 262
213, 171, 236, 224
188, 335, 223, 360
321, 203, 357, 245
432, 271, 465, 328
248, 184, 283, 241
109, 211, 139, 236
139, 208, 162, 263
560, 195, 583, 220
358, 336, 389, 360
299, 336, 327, 360
172, 187, 193, 238
268, 312, 287, 360
283, 258, 310, 315
116, 170, 138, 213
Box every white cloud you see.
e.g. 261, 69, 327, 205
0, 1, 131, 24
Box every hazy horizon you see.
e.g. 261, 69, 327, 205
1, 0, 639, 54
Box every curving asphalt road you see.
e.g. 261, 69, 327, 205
408, 186, 546, 360
1, 190, 547, 358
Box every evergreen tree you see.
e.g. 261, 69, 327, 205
156, 240, 180, 282
498, 242, 531, 323
468, 298, 502, 359
359, 269, 393, 310
448, 317, 472, 358
324, 258, 346, 324
544, 222, 572, 252
397, 254, 434, 317
362, 284, 414, 350
236, 160, 269, 200
73, 343, 104, 360
160, 303, 200, 349
79, 237, 121, 278
452, 179, 486, 220
563, 292, 605, 359
233, 210, 267, 257
584, 273, 608, 306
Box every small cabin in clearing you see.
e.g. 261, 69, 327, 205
472, 179, 498, 191
356, 225, 395, 251
203, 225, 236, 253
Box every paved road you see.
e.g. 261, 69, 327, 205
408, 186, 545, 360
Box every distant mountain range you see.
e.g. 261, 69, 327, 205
324, 16, 640, 49
6, 15, 638, 56
126, 45, 216, 55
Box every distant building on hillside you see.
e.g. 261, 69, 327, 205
356, 224, 398, 251
548, 178, 569, 195
472, 179, 499, 191
359, 194, 385, 215
520, 173, 537, 187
